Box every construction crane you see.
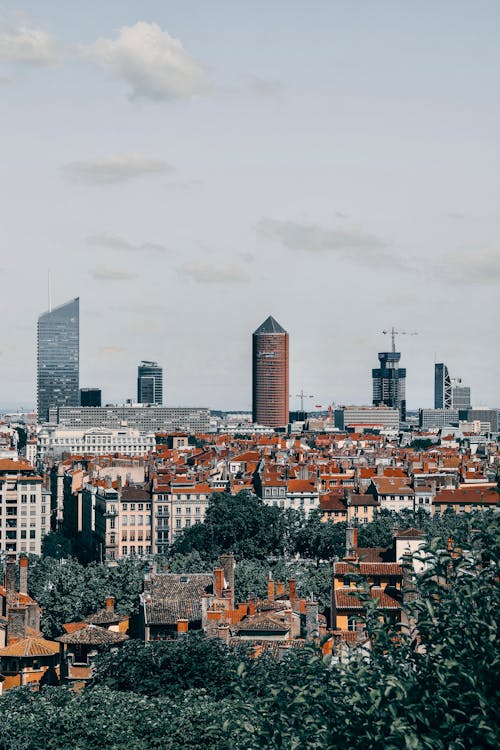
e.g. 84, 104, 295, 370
295, 389, 314, 411
382, 327, 418, 353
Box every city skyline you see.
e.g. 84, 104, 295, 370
0, 1, 499, 409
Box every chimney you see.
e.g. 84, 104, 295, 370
217, 624, 230, 644
248, 597, 256, 616
345, 525, 357, 559
176, 618, 189, 635
267, 572, 275, 602
220, 554, 235, 607
305, 601, 319, 640
19, 556, 29, 595
201, 594, 212, 632
105, 595, 115, 613
214, 568, 224, 598
5, 556, 16, 596
276, 580, 285, 598
288, 579, 296, 605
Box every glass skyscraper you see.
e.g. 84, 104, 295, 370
137, 361, 163, 405
434, 363, 452, 409
372, 351, 406, 421
37, 298, 79, 422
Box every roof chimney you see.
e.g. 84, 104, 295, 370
19, 556, 29, 595
4, 555, 16, 596
267, 572, 275, 602
105, 595, 115, 613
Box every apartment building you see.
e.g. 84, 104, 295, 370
0, 459, 48, 556
37, 425, 155, 460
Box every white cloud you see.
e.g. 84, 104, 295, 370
82, 21, 209, 100
62, 155, 172, 184
437, 247, 500, 285
87, 233, 168, 253
257, 218, 386, 252
180, 263, 249, 284
0, 23, 58, 65
91, 266, 138, 281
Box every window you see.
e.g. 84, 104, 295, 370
129, 516, 135, 525
129, 503, 136, 511
185, 519, 191, 528
138, 503, 144, 511
30, 495, 36, 503
185, 507, 191, 515
176, 519, 181, 528
138, 515, 144, 525
29, 530, 36, 539
122, 515, 128, 525
122, 546, 127, 555
21, 494, 27, 503
176, 507, 182, 515
195, 507, 200, 515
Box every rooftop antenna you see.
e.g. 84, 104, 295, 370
48, 269, 52, 312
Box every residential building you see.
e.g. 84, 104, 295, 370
47, 405, 210, 433
37, 298, 79, 422
432, 487, 498, 515
367, 477, 415, 513
137, 361, 163, 405
252, 316, 289, 428
0, 459, 48, 556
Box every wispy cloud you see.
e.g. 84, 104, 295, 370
87, 233, 168, 254
0, 22, 58, 65
91, 266, 138, 281
256, 217, 411, 271
257, 218, 386, 252
435, 247, 500, 285
179, 263, 249, 284
82, 21, 209, 100
62, 155, 172, 185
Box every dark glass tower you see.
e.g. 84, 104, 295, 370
37, 298, 79, 422
434, 363, 452, 409
252, 316, 289, 427
372, 351, 406, 421
137, 361, 163, 405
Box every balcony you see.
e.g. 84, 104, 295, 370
155, 512, 169, 518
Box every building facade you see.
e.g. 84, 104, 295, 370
372, 351, 406, 421
334, 405, 400, 431
419, 409, 459, 429
0, 459, 48, 557
37, 298, 79, 422
36, 426, 155, 460
137, 361, 163, 405
252, 316, 289, 428
47, 405, 210, 433
434, 363, 452, 409
80, 388, 101, 407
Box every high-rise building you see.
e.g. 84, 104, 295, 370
252, 316, 289, 427
80, 388, 102, 407
451, 379, 471, 410
137, 361, 163, 405
37, 298, 79, 422
372, 351, 406, 421
434, 363, 452, 409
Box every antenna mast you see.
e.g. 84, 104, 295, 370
48, 269, 52, 312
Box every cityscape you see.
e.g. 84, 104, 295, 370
0, 2, 498, 749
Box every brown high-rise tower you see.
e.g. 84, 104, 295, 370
252, 316, 289, 427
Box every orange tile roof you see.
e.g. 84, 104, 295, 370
334, 587, 401, 609
335, 562, 403, 577
0, 637, 59, 657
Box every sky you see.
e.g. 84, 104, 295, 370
0, 0, 499, 412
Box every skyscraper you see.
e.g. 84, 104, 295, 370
37, 298, 79, 422
137, 361, 163, 405
252, 316, 289, 427
435, 363, 452, 409
451, 379, 471, 410
372, 351, 406, 421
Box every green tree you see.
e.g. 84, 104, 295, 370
41, 531, 72, 560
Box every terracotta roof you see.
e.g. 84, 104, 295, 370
143, 573, 213, 601
334, 587, 401, 610
56, 624, 128, 645
335, 562, 403, 577
62, 622, 87, 634
0, 637, 59, 657
85, 609, 128, 626
234, 612, 291, 633
434, 487, 498, 505
287, 479, 317, 493
372, 478, 413, 495
145, 601, 202, 625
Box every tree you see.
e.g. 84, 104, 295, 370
41, 531, 72, 560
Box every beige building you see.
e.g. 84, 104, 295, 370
0, 459, 48, 557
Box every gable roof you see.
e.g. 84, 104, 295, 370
0, 637, 59, 658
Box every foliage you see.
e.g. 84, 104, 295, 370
410, 438, 437, 451
27, 556, 144, 637
2, 515, 498, 749
14, 426, 27, 452
41, 531, 72, 560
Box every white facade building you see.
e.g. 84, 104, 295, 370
0, 458, 48, 556
37, 426, 155, 460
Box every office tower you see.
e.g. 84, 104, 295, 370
137, 361, 163, 405
80, 388, 102, 407
372, 351, 406, 421
252, 316, 289, 427
37, 298, 79, 422
451, 379, 471, 410
435, 363, 452, 409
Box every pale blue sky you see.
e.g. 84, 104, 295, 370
1, 1, 499, 410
